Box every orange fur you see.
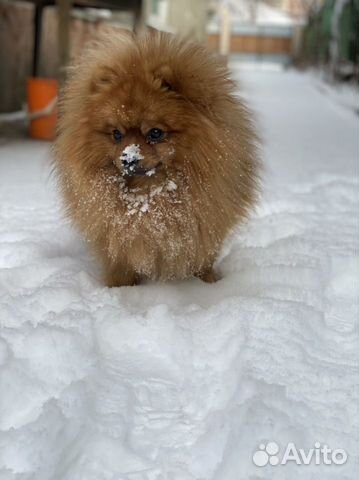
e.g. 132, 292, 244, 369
54, 29, 260, 287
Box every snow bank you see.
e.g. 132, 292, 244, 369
0, 69, 358, 479
228, 0, 296, 26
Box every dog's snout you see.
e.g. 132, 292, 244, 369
117, 144, 160, 177
122, 155, 140, 166
121, 154, 141, 176
119, 144, 144, 175
120, 144, 143, 175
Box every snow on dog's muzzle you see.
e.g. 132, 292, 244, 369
118, 144, 159, 177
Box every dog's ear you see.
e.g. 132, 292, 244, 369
90, 66, 118, 94
88, 28, 134, 94
153, 64, 176, 93
154, 62, 218, 110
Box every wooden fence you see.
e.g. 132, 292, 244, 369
0, 2, 107, 112
208, 33, 292, 55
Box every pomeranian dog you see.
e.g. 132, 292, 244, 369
54, 29, 260, 287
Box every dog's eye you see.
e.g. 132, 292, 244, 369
146, 128, 165, 144
112, 129, 123, 143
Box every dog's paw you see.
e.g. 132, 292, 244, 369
197, 268, 220, 284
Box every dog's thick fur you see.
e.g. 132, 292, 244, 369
54, 29, 260, 287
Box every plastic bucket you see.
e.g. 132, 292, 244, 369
27, 77, 58, 140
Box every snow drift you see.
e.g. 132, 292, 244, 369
0, 69, 358, 480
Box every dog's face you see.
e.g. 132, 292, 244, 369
58, 31, 242, 193
76, 58, 212, 187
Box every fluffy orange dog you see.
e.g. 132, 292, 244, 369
54, 29, 260, 287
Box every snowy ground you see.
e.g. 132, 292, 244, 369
0, 69, 358, 480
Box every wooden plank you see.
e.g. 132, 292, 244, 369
57, 0, 71, 81
0, 2, 33, 112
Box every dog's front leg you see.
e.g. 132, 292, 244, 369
104, 262, 138, 288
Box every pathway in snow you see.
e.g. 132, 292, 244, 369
0, 69, 358, 480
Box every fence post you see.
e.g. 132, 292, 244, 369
57, 0, 72, 82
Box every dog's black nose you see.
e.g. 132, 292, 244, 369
121, 153, 140, 175
119, 145, 145, 176
121, 155, 139, 167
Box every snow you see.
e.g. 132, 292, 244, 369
167, 180, 177, 192
145, 168, 156, 177
0, 69, 358, 479
209, 0, 298, 33
106, 176, 180, 217
118, 143, 144, 175
309, 70, 359, 116
120, 144, 144, 163
227, 0, 296, 26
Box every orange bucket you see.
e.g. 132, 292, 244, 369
27, 77, 58, 140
